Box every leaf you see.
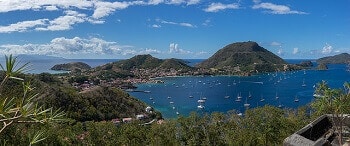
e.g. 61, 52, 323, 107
29, 131, 47, 146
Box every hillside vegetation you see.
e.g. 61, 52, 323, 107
51, 62, 91, 72
196, 41, 287, 74
317, 53, 350, 64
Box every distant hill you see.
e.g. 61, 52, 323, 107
115, 54, 163, 70
51, 62, 91, 71
113, 54, 193, 71
196, 41, 286, 73
317, 53, 350, 64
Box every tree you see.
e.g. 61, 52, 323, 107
311, 81, 350, 145
0, 55, 65, 144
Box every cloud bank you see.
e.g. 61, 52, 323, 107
0, 0, 201, 33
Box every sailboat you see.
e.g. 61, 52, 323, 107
237, 92, 242, 99
275, 92, 279, 99
244, 97, 250, 107
224, 95, 230, 99
248, 92, 252, 98
294, 96, 299, 102
302, 79, 307, 87
235, 93, 242, 102
197, 105, 205, 109
260, 95, 265, 102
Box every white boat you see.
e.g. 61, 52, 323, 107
294, 96, 299, 102
237, 93, 242, 99
237, 113, 243, 116
167, 96, 171, 99
197, 99, 205, 103
244, 97, 250, 107
189, 95, 194, 98
260, 95, 265, 102
176, 111, 180, 115
235, 98, 241, 102
224, 95, 230, 99
248, 92, 252, 98
275, 92, 279, 99
302, 79, 307, 87
169, 101, 174, 104
197, 105, 205, 109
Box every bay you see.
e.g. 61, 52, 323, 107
2, 57, 349, 119
129, 62, 350, 119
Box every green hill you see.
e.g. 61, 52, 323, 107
51, 62, 91, 71
317, 53, 350, 64
196, 41, 286, 73
111, 54, 193, 71
115, 54, 163, 70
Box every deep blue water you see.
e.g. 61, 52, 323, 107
129, 62, 350, 119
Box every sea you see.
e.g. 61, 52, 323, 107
1, 58, 349, 119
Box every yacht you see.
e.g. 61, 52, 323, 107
260, 95, 265, 102
302, 79, 307, 87
294, 96, 299, 102
197, 105, 205, 109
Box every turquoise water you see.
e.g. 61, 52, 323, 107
129, 63, 350, 119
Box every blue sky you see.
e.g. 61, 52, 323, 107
0, 0, 349, 59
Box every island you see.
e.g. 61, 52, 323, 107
51, 62, 92, 72
317, 53, 350, 64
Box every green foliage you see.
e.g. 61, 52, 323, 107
196, 41, 287, 73
311, 81, 350, 145
68, 75, 89, 84
317, 53, 350, 64
0, 55, 65, 145
43, 86, 147, 122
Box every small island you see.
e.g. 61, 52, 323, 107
51, 62, 91, 72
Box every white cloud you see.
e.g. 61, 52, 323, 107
252, 2, 307, 14
0, 37, 165, 58
169, 43, 192, 54
0, 37, 132, 56
0, 19, 48, 33
204, 2, 239, 12
36, 10, 87, 31
202, 18, 211, 26
157, 19, 195, 28
148, 0, 164, 5
0, 0, 93, 13
166, 0, 200, 5
45, 5, 59, 11
0, 0, 202, 33
152, 24, 162, 28
293, 48, 299, 54
91, 1, 130, 19
139, 48, 161, 54
322, 43, 333, 54
277, 48, 284, 56
270, 41, 281, 46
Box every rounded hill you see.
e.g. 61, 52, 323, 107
196, 41, 286, 73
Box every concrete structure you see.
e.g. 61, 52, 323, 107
284, 114, 350, 146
